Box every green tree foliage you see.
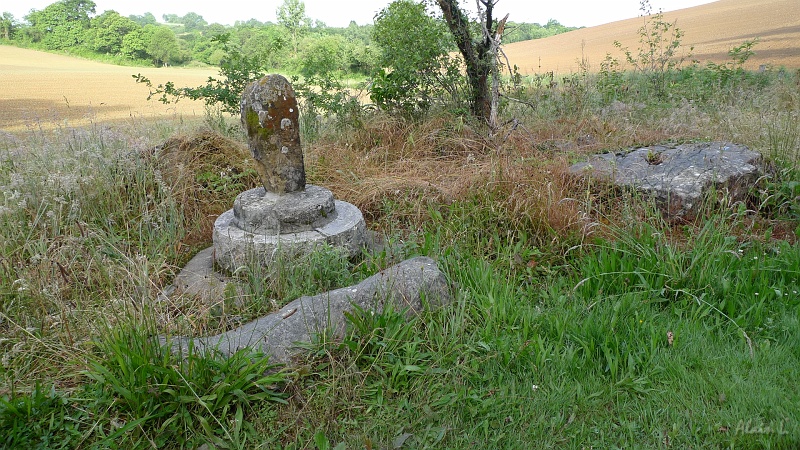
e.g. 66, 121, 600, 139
277, 0, 311, 55
121, 25, 153, 60
1, 12, 17, 40
503, 19, 579, 44
371, 0, 460, 116
60, 0, 96, 24
24, 0, 96, 50
162, 12, 208, 33
128, 12, 156, 26
180, 12, 208, 33
147, 26, 181, 66
134, 33, 266, 114
190, 24, 228, 65
88, 10, 139, 54
300, 34, 346, 77
234, 25, 288, 70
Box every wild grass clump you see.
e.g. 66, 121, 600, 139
84, 325, 287, 449
0, 123, 190, 386
151, 130, 260, 249
306, 110, 590, 251
2, 59, 800, 448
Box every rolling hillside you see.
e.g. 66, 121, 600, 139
503, 0, 800, 74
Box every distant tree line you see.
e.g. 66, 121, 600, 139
0, 0, 577, 72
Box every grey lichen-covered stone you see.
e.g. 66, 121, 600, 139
171, 247, 230, 302
569, 141, 763, 221
211, 74, 368, 276
241, 74, 305, 194
169, 256, 451, 364
167, 247, 246, 306
214, 191, 367, 273
232, 185, 336, 234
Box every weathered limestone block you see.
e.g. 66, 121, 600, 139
214, 193, 367, 271
569, 142, 763, 221
170, 257, 451, 364
232, 185, 336, 234
240, 74, 305, 194
213, 74, 368, 274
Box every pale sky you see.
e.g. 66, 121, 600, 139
7, 0, 718, 28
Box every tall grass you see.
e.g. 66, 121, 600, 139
1, 65, 799, 448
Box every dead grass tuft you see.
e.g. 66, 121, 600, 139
151, 130, 259, 247
306, 112, 592, 243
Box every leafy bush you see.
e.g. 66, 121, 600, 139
613, 0, 692, 98
370, 0, 466, 117
134, 33, 266, 115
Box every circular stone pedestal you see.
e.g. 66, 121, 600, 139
213, 186, 367, 273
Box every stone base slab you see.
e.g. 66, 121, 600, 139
168, 256, 451, 364
213, 200, 367, 273
569, 141, 763, 221
233, 185, 335, 234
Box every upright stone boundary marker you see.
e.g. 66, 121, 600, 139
212, 75, 367, 272
241, 75, 305, 194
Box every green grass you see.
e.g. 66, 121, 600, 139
245, 205, 799, 449
1, 66, 800, 449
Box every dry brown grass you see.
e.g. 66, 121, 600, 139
504, 0, 800, 75
150, 131, 260, 247
303, 113, 599, 245
0, 46, 216, 132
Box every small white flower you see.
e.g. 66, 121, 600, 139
12, 279, 29, 292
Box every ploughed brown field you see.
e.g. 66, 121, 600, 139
504, 0, 800, 74
0, 45, 215, 132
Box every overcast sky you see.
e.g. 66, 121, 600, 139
7, 0, 718, 28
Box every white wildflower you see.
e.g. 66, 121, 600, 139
12, 278, 29, 292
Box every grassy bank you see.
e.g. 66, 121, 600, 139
1, 65, 799, 449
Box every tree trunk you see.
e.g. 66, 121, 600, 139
435, 0, 495, 122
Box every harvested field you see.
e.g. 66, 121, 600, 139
504, 0, 800, 74
0, 45, 216, 132
2, 0, 797, 131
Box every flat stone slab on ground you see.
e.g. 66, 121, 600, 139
569, 141, 763, 221
168, 256, 451, 364
170, 247, 231, 303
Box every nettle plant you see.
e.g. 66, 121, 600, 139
613, 0, 693, 97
